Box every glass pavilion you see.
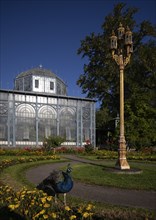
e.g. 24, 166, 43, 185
0, 67, 96, 147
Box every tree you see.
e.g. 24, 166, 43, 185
77, 3, 156, 149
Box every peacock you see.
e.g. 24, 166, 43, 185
36, 164, 73, 205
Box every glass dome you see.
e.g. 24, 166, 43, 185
14, 66, 67, 95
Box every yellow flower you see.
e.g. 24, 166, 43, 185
27, 190, 32, 194
8, 205, 15, 210
24, 210, 29, 215
39, 209, 46, 215
86, 204, 93, 211
6, 188, 11, 192
70, 215, 77, 220
6, 196, 12, 201
21, 194, 25, 198
78, 207, 82, 213
44, 203, 50, 208
51, 212, 57, 218
41, 197, 46, 203
83, 212, 89, 218
31, 202, 35, 206
21, 190, 26, 195
8, 204, 19, 210
43, 214, 49, 219
47, 196, 52, 201
65, 206, 71, 211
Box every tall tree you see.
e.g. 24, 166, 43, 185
77, 3, 156, 148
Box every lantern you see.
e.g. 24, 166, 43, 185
118, 23, 125, 40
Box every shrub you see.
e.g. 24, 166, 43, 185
43, 136, 65, 153
84, 140, 94, 153
56, 146, 85, 154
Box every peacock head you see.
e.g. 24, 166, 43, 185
66, 163, 72, 173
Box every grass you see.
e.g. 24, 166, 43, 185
72, 162, 156, 190
1, 155, 156, 191
0, 159, 67, 190
0, 155, 156, 219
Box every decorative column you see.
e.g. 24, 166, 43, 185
110, 23, 133, 170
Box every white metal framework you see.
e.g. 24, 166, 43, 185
0, 67, 95, 147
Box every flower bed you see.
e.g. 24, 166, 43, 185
0, 147, 52, 156
0, 185, 154, 220
56, 146, 85, 154
0, 151, 95, 219
0, 148, 155, 219
0, 155, 59, 172
0, 185, 94, 220
94, 150, 156, 161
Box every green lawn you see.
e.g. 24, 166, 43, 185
1, 155, 156, 191
0, 155, 156, 219
0, 159, 67, 190
72, 162, 156, 190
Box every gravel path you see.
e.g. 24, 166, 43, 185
26, 155, 156, 210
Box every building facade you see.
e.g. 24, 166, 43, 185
0, 67, 96, 147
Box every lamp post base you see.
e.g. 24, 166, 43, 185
115, 157, 130, 170
115, 138, 130, 170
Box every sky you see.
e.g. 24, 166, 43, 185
0, 0, 156, 103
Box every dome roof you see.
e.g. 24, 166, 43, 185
16, 66, 57, 79
14, 66, 67, 95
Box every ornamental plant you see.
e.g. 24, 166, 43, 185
84, 140, 94, 153
43, 136, 65, 153
0, 147, 55, 156
0, 155, 59, 173
0, 185, 95, 220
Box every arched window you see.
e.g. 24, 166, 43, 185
59, 107, 76, 141
38, 105, 57, 139
16, 104, 35, 141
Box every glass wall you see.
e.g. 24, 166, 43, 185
59, 107, 76, 141
0, 90, 96, 147
38, 105, 57, 141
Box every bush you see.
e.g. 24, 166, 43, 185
43, 136, 65, 153
84, 140, 94, 153
56, 146, 85, 154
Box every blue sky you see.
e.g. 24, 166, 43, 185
0, 0, 156, 101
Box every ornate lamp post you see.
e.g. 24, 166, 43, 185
110, 23, 133, 170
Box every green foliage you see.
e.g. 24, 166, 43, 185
0, 185, 95, 220
0, 147, 53, 156
43, 136, 65, 152
96, 108, 112, 128
56, 146, 85, 154
0, 186, 154, 220
84, 144, 94, 153
77, 2, 156, 148
0, 155, 59, 172
93, 149, 156, 161
72, 162, 156, 190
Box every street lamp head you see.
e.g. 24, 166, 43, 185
110, 30, 117, 58
110, 30, 117, 49
110, 23, 133, 65
125, 26, 133, 45
125, 26, 133, 56
118, 23, 125, 40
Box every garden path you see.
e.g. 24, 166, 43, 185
26, 154, 156, 211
